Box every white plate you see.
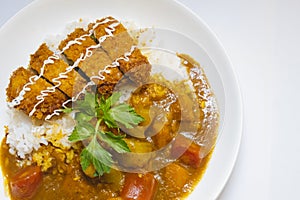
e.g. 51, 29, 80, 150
0, 0, 242, 199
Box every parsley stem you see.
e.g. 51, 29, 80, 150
95, 118, 102, 132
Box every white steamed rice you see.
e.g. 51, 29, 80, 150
6, 109, 75, 159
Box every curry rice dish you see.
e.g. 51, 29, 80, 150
1, 16, 219, 200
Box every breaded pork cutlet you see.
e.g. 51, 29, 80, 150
6, 67, 68, 119
30, 43, 88, 98
6, 17, 153, 120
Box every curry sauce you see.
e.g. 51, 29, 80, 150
1, 75, 217, 200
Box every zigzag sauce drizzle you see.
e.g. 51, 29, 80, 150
46, 46, 137, 120
32, 20, 120, 118
8, 17, 116, 108
8, 18, 119, 118
7, 54, 59, 108
90, 45, 136, 81
29, 19, 120, 119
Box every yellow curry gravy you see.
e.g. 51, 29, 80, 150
1, 56, 219, 200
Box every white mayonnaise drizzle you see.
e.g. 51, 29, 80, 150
31, 20, 120, 117
45, 81, 95, 120
90, 45, 137, 81
29, 17, 136, 120
46, 45, 137, 120
7, 54, 61, 108
8, 17, 124, 118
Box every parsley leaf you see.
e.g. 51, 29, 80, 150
67, 92, 144, 177
108, 92, 122, 106
108, 104, 145, 129
76, 92, 98, 116
69, 122, 94, 142
98, 131, 130, 153
101, 93, 144, 129
81, 136, 113, 176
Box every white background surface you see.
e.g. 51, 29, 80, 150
1, 0, 299, 200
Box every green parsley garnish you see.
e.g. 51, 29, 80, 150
63, 92, 144, 177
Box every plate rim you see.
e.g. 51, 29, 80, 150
0, 0, 243, 199
169, 0, 243, 198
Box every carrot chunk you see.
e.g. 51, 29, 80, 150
121, 173, 157, 200
171, 138, 202, 168
10, 166, 42, 200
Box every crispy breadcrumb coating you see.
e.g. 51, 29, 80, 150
6, 67, 36, 103
118, 48, 151, 85
78, 49, 112, 78
98, 22, 134, 61
91, 16, 151, 85
6, 67, 68, 119
79, 49, 123, 85
30, 43, 88, 98
59, 28, 96, 62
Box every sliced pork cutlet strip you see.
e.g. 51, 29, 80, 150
58, 28, 97, 63
6, 67, 68, 119
78, 48, 123, 95
117, 48, 151, 86
93, 17, 151, 85
91, 16, 134, 61
29, 43, 88, 98
6, 67, 36, 103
